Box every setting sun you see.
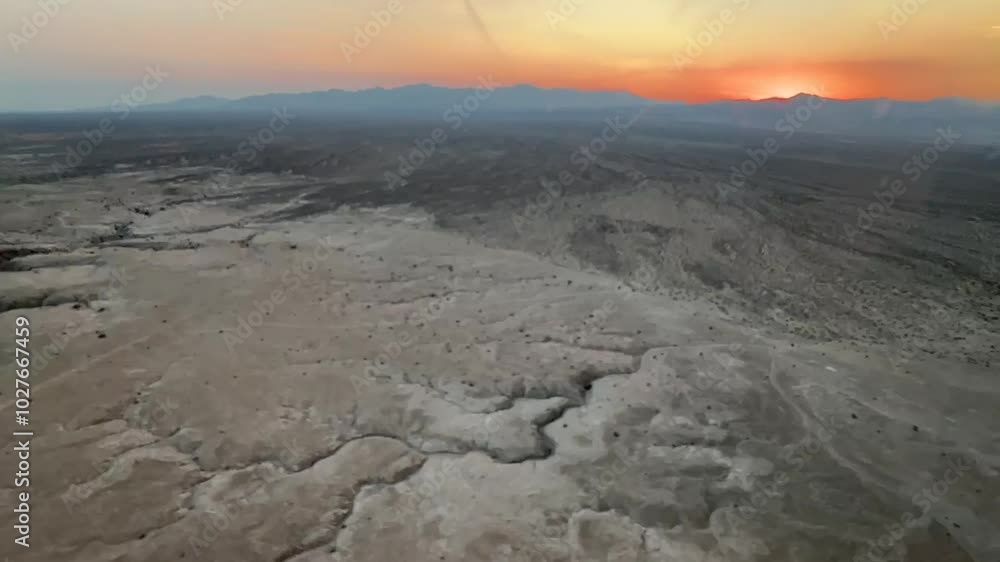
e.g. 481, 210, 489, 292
3, 0, 998, 108
764, 84, 810, 99
741, 75, 828, 100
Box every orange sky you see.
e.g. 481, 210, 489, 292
2, 0, 999, 109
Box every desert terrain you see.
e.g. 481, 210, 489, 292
1, 109, 998, 561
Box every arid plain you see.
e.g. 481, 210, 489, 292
1, 110, 999, 561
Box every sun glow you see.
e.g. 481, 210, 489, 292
747, 81, 814, 100
735, 70, 841, 101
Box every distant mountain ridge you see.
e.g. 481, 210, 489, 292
142, 83, 653, 114
128, 84, 1000, 143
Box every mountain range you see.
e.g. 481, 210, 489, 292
122, 84, 1000, 143
141, 83, 651, 114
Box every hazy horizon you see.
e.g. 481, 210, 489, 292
3, 0, 999, 111
5, 80, 1000, 114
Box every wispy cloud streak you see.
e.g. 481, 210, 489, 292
463, 0, 504, 54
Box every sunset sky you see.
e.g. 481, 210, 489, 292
2, 0, 999, 110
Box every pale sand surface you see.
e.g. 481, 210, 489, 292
1, 165, 997, 561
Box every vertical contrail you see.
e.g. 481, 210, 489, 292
463, 0, 503, 54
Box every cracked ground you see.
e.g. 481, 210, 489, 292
1, 121, 999, 562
